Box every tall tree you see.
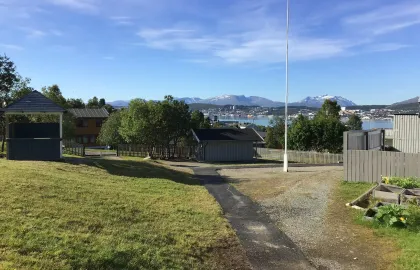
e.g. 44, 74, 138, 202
99, 98, 106, 108
41, 85, 67, 108
191, 110, 211, 129
102, 104, 115, 114
0, 55, 18, 152
265, 116, 285, 149
288, 114, 313, 151
119, 99, 158, 157
312, 118, 348, 153
98, 111, 123, 148
315, 99, 341, 120
347, 114, 363, 130
67, 98, 85, 109
87, 96, 99, 108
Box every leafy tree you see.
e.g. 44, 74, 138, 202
98, 111, 123, 147
41, 85, 67, 108
265, 116, 285, 149
191, 110, 210, 129
87, 96, 99, 108
99, 98, 106, 108
0, 55, 19, 152
67, 98, 85, 108
347, 114, 363, 130
315, 99, 341, 120
119, 99, 158, 157
312, 118, 347, 153
103, 104, 115, 114
289, 114, 313, 151
255, 125, 267, 132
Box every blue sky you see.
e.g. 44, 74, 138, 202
1, 0, 419, 105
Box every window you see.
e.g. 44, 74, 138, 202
96, 119, 103, 127
83, 135, 89, 144
76, 136, 82, 143
77, 119, 88, 128
90, 135, 96, 143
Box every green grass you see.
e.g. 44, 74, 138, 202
339, 182, 420, 270
0, 158, 245, 270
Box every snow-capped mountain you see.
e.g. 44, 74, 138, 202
176, 97, 203, 104
291, 95, 357, 108
108, 94, 356, 108
199, 95, 284, 107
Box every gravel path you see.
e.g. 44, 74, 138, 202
219, 166, 362, 270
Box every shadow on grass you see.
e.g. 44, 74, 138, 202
65, 157, 200, 186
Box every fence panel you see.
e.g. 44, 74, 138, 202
63, 139, 85, 157
256, 148, 343, 165
344, 150, 420, 182
117, 144, 196, 159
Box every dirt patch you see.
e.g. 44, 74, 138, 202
219, 166, 398, 270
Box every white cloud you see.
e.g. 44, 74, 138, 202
110, 16, 133, 26
0, 44, 24, 50
343, 2, 420, 35
365, 43, 411, 52
48, 0, 97, 12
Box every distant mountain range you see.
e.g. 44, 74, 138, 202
108, 94, 357, 108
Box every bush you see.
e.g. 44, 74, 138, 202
383, 177, 420, 189
375, 204, 409, 228
406, 205, 420, 231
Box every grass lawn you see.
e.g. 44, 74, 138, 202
339, 182, 420, 270
0, 158, 248, 270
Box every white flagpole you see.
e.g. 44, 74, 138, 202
283, 0, 290, 172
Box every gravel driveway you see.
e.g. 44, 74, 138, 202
219, 166, 389, 270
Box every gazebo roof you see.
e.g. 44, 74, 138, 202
4, 90, 66, 114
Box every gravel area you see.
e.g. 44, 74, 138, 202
219, 166, 390, 270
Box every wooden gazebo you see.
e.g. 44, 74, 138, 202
2, 91, 66, 160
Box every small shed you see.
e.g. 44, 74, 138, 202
3, 90, 66, 161
192, 128, 263, 162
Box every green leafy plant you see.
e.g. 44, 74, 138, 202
383, 176, 420, 189
406, 205, 420, 231
375, 204, 410, 227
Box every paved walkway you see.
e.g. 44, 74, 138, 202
193, 167, 314, 270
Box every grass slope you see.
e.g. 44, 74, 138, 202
339, 182, 420, 270
0, 158, 248, 270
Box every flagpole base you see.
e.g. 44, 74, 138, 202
283, 153, 288, 172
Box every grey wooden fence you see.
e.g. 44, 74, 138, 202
63, 140, 85, 157
344, 150, 420, 183
256, 148, 343, 164
117, 144, 197, 159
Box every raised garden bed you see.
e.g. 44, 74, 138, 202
373, 184, 405, 204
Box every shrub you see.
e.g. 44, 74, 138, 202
406, 205, 420, 231
382, 176, 420, 189
375, 204, 409, 228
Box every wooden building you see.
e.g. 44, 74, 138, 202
68, 108, 109, 146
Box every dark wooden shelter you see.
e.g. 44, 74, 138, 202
2, 90, 66, 160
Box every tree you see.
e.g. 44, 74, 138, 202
191, 110, 210, 129
312, 118, 348, 153
99, 98, 106, 108
98, 111, 123, 148
347, 114, 363, 130
315, 99, 341, 120
67, 98, 85, 108
289, 114, 313, 151
87, 96, 99, 108
41, 85, 67, 108
119, 99, 158, 157
0, 55, 18, 152
265, 116, 285, 149
103, 104, 115, 114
